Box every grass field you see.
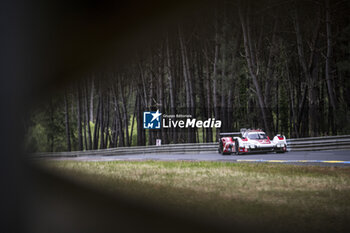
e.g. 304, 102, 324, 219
45, 160, 350, 232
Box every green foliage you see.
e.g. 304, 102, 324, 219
24, 123, 46, 152
24, 98, 66, 152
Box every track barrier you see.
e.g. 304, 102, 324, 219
31, 135, 350, 158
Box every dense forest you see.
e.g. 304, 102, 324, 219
24, 0, 350, 152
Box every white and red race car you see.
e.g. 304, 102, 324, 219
218, 129, 287, 155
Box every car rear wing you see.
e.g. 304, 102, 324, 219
219, 132, 241, 136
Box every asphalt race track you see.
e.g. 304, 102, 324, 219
50, 150, 350, 166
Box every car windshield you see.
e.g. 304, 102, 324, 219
247, 133, 267, 140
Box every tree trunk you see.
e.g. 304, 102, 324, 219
212, 24, 219, 141
264, 21, 277, 132
112, 83, 125, 147
148, 70, 154, 145
325, 0, 337, 135
294, 6, 321, 137
166, 35, 177, 143
99, 88, 105, 149
90, 78, 94, 122
76, 85, 83, 151
239, 7, 271, 136
85, 79, 92, 150
82, 91, 88, 150
119, 78, 130, 146
220, 29, 227, 132
129, 96, 137, 146
205, 48, 213, 142
179, 26, 192, 143
49, 98, 54, 152
227, 88, 233, 132
325, 0, 336, 111
293, 8, 310, 135
286, 64, 299, 138
93, 95, 100, 149
197, 52, 207, 142
187, 46, 196, 143
104, 93, 110, 148
136, 92, 144, 146
64, 90, 71, 152
159, 56, 168, 144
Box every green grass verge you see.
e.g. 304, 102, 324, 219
45, 161, 350, 232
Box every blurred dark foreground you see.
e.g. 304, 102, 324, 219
0, 1, 235, 232
0, 1, 347, 232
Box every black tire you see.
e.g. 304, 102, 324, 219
275, 146, 286, 153
235, 139, 241, 155
218, 141, 223, 154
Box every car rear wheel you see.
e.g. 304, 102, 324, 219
235, 140, 241, 155
218, 141, 223, 154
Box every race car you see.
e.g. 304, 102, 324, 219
218, 128, 287, 155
